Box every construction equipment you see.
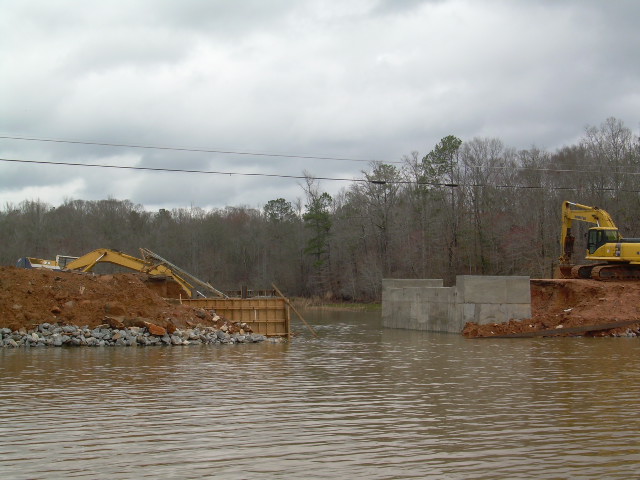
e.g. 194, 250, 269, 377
63, 248, 227, 299
559, 201, 640, 279
16, 255, 78, 270
17, 248, 227, 299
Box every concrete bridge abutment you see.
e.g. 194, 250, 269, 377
382, 276, 531, 333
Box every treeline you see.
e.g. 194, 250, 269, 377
1, 117, 639, 300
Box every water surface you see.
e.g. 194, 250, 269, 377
1, 310, 639, 479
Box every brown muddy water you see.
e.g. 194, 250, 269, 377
1, 310, 640, 479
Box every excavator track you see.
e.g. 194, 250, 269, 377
591, 264, 640, 280
561, 264, 605, 279
560, 263, 640, 280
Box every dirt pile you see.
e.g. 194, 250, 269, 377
0, 266, 241, 332
463, 278, 640, 338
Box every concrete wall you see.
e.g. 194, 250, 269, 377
382, 286, 455, 331
382, 276, 531, 333
455, 275, 531, 328
381, 279, 444, 329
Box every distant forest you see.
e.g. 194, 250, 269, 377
2, 117, 639, 301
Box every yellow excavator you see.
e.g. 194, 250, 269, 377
559, 201, 640, 279
65, 248, 227, 298
17, 248, 227, 298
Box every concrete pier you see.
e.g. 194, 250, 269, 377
382, 276, 531, 333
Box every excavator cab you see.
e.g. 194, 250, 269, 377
587, 228, 620, 255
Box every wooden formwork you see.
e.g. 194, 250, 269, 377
180, 297, 290, 337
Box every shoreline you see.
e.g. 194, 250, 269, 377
0, 322, 279, 348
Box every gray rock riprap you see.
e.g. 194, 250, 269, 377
0, 323, 269, 348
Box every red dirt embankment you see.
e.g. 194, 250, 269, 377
0, 266, 227, 332
5, 267, 639, 338
463, 279, 640, 338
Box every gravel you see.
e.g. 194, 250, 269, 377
0, 322, 271, 348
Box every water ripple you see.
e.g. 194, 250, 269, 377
1, 312, 640, 479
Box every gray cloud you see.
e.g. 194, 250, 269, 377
1, 0, 638, 210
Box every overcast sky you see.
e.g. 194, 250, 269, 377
1, 0, 639, 212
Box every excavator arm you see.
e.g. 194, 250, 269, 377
559, 201, 618, 266
64, 248, 199, 298
66, 249, 152, 272
19, 247, 228, 298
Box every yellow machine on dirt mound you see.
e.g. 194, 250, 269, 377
559, 201, 640, 279
17, 248, 227, 299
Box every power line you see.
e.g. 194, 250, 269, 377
0, 156, 469, 187
465, 162, 640, 173
3, 156, 638, 192
0, 156, 445, 185
0, 157, 360, 183
0, 134, 400, 164
2, 134, 638, 174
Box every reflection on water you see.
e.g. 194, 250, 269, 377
1, 309, 640, 479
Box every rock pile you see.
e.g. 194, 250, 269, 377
0, 321, 268, 348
